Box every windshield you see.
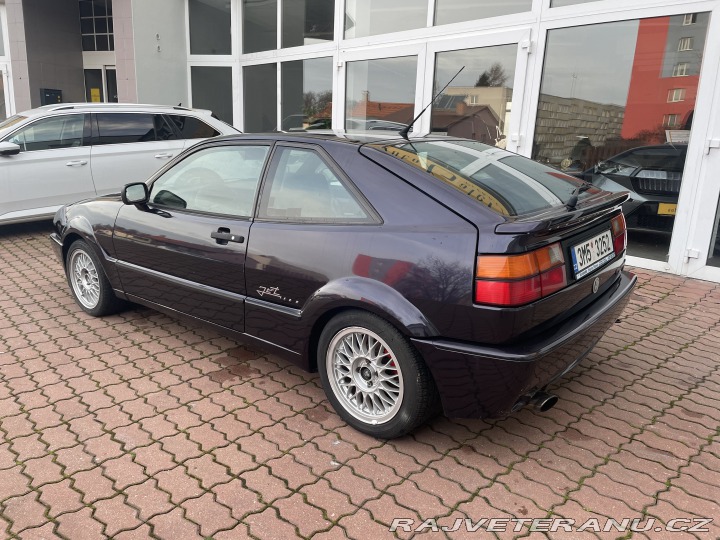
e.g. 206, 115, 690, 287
370, 139, 600, 216
595, 146, 686, 177
0, 115, 27, 132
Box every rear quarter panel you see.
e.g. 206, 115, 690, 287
243, 141, 479, 361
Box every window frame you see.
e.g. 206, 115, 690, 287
667, 88, 686, 102
255, 142, 382, 225
672, 62, 690, 77
2, 113, 90, 152
165, 114, 221, 140
92, 112, 162, 146
663, 113, 679, 127
146, 140, 273, 220
678, 36, 694, 51
79, 0, 114, 52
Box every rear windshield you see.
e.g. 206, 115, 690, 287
370, 140, 599, 216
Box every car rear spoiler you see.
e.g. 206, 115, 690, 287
494, 192, 629, 235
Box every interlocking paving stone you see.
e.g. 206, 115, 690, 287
1, 222, 719, 538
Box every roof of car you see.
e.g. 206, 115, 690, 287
20, 103, 213, 117
209, 131, 434, 146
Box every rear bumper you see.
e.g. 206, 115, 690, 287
413, 270, 636, 418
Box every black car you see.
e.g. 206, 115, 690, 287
51, 134, 635, 438
581, 144, 687, 233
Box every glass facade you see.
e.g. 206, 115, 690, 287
710, 203, 720, 268
551, 0, 601, 6
0, 69, 6, 121
533, 15, 708, 262
189, 0, 232, 55
182, 1, 720, 279
435, 0, 532, 26
84, 69, 104, 102
345, 57, 417, 131
345, 0, 427, 39
190, 66, 234, 124
243, 0, 277, 53
79, 0, 114, 51
244, 64, 277, 132
431, 45, 517, 144
282, 0, 334, 48
106, 68, 118, 103
281, 58, 333, 131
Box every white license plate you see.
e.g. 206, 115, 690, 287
571, 230, 615, 279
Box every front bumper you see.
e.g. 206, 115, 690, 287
413, 270, 636, 418
50, 232, 63, 262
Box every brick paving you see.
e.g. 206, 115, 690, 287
1, 221, 719, 539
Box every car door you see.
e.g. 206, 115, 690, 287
244, 143, 379, 352
0, 113, 94, 222
112, 142, 271, 333
90, 113, 186, 195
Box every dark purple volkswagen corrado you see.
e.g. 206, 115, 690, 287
51, 134, 635, 438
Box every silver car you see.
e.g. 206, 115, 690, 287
0, 103, 238, 225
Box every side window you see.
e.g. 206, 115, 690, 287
6, 115, 85, 151
167, 115, 220, 139
259, 147, 371, 222
154, 115, 178, 141
96, 113, 156, 145
148, 145, 269, 217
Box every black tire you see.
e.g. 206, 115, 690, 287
65, 240, 125, 317
317, 310, 440, 439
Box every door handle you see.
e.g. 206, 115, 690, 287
154, 153, 173, 159
66, 160, 88, 166
211, 229, 244, 245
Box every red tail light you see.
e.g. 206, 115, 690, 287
611, 214, 627, 255
475, 242, 568, 307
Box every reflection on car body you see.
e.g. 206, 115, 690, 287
50, 133, 635, 438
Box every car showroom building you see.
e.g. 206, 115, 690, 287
1, 0, 720, 281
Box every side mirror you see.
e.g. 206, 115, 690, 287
0, 141, 21, 157
122, 183, 149, 205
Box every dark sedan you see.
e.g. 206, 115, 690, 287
579, 144, 687, 233
51, 133, 636, 438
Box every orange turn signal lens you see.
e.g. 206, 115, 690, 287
476, 243, 565, 279
475, 254, 537, 280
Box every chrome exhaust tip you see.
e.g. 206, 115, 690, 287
530, 391, 559, 412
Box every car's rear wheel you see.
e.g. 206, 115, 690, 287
318, 311, 439, 439
66, 240, 125, 317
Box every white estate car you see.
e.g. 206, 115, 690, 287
0, 103, 239, 225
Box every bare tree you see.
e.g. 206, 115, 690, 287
303, 91, 333, 118
475, 63, 508, 87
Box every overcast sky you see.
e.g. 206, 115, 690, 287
301, 57, 333, 94
435, 44, 517, 92
346, 57, 418, 103
341, 18, 641, 106
540, 20, 640, 106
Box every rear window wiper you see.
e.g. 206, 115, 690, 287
565, 182, 592, 210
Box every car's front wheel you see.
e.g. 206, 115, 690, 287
318, 311, 439, 439
66, 240, 125, 317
